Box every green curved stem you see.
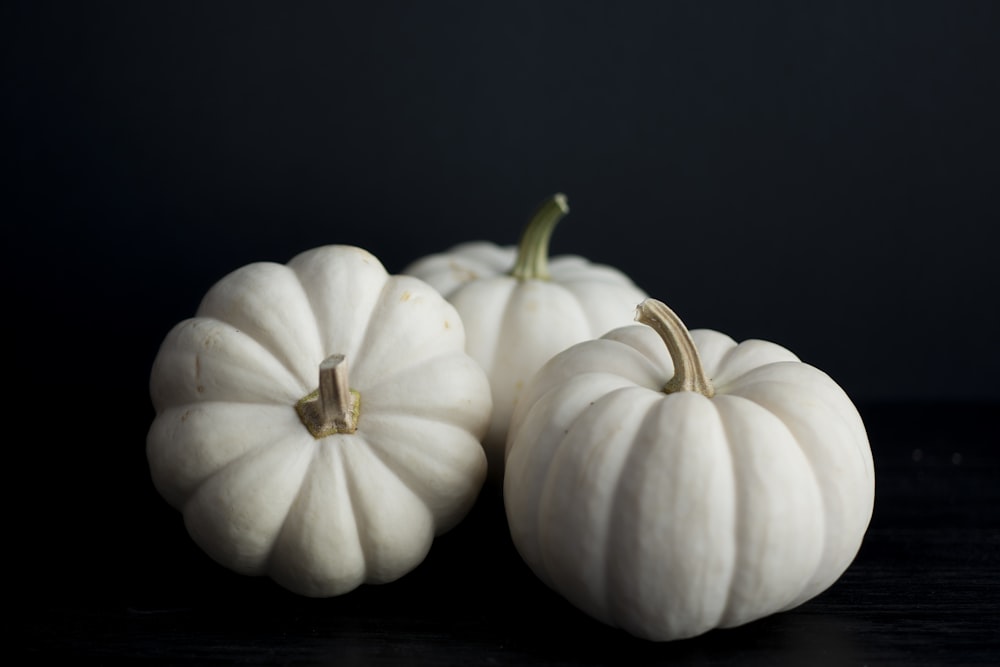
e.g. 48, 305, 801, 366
509, 193, 569, 281
635, 298, 715, 398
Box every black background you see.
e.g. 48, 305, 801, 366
7, 1, 999, 664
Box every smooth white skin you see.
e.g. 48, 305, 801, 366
403, 242, 647, 479
147, 245, 492, 597
503, 324, 875, 641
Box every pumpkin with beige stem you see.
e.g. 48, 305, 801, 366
147, 245, 492, 597
503, 298, 875, 641
403, 193, 647, 479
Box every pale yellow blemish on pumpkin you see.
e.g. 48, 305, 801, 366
448, 260, 479, 283
400, 290, 412, 301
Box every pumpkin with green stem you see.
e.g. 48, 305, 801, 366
403, 194, 647, 479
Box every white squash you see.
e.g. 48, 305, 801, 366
402, 194, 647, 478
147, 245, 492, 597
504, 298, 875, 641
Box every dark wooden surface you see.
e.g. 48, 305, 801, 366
17, 402, 999, 665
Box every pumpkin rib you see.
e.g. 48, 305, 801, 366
182, 429, 314, 576
150, 317, 309, 409
695, 330, 741, 382
148, 402, 301, 507
181, 410, 303, 501
710, 342, 802, 393
548, 262, 646, 289
196, 262, 324, 390
505, 376, 638, 593
605, 392, 735, 640
287, 262, 328, 387
727, 371, 871, 479
361, 418, 441, 505
488, 279, 593, 409
407, 244, 514, 294
598, 387, 678, 632
415, 242, 513, 275
533, 402, 598, 599
557, 280, 644, 344
337, 437, 437, 584
288, 245, 392, 371
599, 326, 674, 384
348, 276, 465, 386
338, 440, 370, 583
357, 415, 485, 532
726, 376, 873, 607
265, 441, 367, 596
359, 353, 492, 436
483, 278, 524, 382
327, 280, 387, 380
182, 426, 312, 517
710, 393, 826, 626
710, 396, 742, 630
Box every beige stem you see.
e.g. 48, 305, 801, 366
296, 354, 360, 437
635, 298, 715, 397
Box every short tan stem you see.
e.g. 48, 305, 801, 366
635, 298, 715, 397
509, 193, 569, 281
296, 354, 361, 437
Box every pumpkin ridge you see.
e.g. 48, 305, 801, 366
480, 277, 521, 382
724, 370, 869, 463
262, 444, 322, 576
708, 396, 742, 629
290, 245, 394, 374
726, 363, 871, 463
600, 389, 664, 634
200, 262, 323, 390
354, 416, 479, 529
338, 441, 370, 582
289, 261, 330, 389
547, 264, 644, 289
185, 425, 310, 503
265, 442, 364, 595
340, 277, 397, 385
539, 279, 605, 339
182, 429, 314, 575
362, 413, 478, 462
359, 425, 425, 504
704, 334, 746, 386
339, 437, 438, 583
152, 316, 309, 407
531, 384, 628, 593
148, 403, 296, 507
724, 377, 859, 607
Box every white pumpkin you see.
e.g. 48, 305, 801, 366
504, 298, 875, 641
147, 245, 492, 597
402, 194, 647, 478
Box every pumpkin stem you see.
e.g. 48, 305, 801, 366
509, 193, 569, 281
635, 298, 715, 398
295, 354, 361, 437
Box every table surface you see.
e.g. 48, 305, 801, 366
16, 401, 999, 665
